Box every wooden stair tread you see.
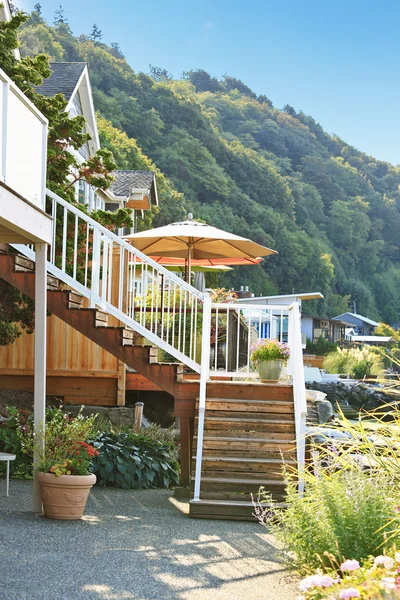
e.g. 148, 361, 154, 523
195, 435, 295, 443
195, 476, 286, 485
202, 416, 295, 424
200, 398, 294, 405
198, 456, 296, 464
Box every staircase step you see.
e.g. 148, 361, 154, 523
194, 476, 286, 495
193, 456, 296, 474
194, 437, 295, 452
200, 416, 295, 434
197, 398, 294, 415
195, 430, 295, 440
189, 499, 257, 521
14, 255, 35, 272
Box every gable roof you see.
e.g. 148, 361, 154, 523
334, 312, 379, 327
35, 63, 86, 101
109, 171, 158, 206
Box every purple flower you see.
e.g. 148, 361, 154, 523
340, 559, 360, 572
339, 589, 360, 599
298, 574, 334, 591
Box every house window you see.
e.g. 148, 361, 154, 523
78, 180, 86, 205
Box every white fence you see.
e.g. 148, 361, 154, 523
0, 68, 47, 210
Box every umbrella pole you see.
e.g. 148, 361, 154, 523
187, 243, 193, 284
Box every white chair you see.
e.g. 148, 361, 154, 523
0, 452, 16, 497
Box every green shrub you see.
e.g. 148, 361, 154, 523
255, 466, 399, 574
306, 336, 338, 356
91, 431, 179, 489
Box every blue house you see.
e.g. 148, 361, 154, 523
333, 312, 379, 336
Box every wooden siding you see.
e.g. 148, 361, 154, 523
0, 313, 123, 405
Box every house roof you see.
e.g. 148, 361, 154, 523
239, 292, 323, 302
334, 312, 379, 327
35, 63, 87, 101
352, 336, 392, 343
109, 171, 158, 205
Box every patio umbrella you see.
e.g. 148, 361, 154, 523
124, 214, 277, 282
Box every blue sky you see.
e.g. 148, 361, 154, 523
19, 0, 400, 165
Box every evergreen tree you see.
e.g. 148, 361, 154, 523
53, 5, 67, 26
89, 23, 102, 42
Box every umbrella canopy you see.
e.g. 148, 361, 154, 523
124, 214, 277, 282
149, 256, 264, 268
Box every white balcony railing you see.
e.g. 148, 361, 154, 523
0, 68, 48, 211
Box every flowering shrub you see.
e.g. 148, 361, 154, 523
27, 407, 98, 476
250, 338, 290, 363
298, 553, 400, 599
209, 288, 238, 303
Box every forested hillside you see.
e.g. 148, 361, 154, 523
18, 6, 400, 323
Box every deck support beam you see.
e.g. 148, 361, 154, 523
32, 243, 47, 512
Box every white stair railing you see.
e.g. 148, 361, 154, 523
13, 188, 205, 373
288, 301, 307, 494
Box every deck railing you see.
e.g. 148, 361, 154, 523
209, 302, 289, 378
0, 68, 47, 210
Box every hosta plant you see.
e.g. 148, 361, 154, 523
91, 431, 179, 489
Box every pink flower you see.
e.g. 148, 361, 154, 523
381, 577, 396, 590
339, 589, 360, 599
340, 559, 360, 572
298, 574, 334, 591
374, 555, 394, 569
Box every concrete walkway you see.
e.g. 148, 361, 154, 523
0, 480, 297, 600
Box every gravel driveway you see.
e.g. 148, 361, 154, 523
0, 480, 297, 600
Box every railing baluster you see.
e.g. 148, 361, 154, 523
84, 223, 89, 287
214, 306, 219, 372
61, 206, 67, 273
236, 307, 240, 372
72, 214, 78, 280
107, 241, 113, 305
51, 197, 56, 265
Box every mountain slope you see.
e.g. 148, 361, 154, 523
18, 9, 400, 324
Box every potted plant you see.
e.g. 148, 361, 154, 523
250, 338, 290, 382
34, 409, 98, 520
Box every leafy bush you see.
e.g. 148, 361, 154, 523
91, 431, 179, 489
255, 466, 399, 574
323, 347, 385, 378
306, 336, 338, 356
0, 406, 32, 478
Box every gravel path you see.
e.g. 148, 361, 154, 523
0, 480, 297, 600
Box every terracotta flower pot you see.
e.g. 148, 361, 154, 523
258, 360, 283, 383
37, 472, 96, 520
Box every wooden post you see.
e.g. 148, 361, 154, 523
134, 401, 144, 431
117, 360, 126, 406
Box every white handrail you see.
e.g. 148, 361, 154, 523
193, 293, 211, 501
288, 301, 307, 494
14, 188, 204, 372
